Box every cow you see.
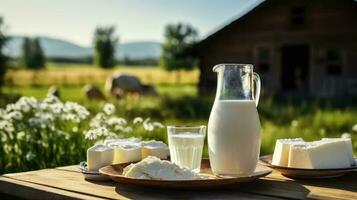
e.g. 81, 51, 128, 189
82, 85, 106, 100
105, 74, 158, 98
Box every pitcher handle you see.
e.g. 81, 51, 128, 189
253, 72, 261, 106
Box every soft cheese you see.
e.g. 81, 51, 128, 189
321, 138, 356, 166
87, 144, 114, 171
109, 143, 142, 164
104, 137, 141, 146
141, 140, 169, 159
272, 138, 304, 167
288, 140, 353, 169
123, 156, 203, 180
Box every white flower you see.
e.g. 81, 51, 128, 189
103, 103, 116, 115
107, 117, 127, 126
143, 118, 154, 131
64, 102, 90, 119
152, 122, 164, 128
62, 113, 80, 123
0, 120, 15, 133
123, 127, 133, 132
114, 125, 124, 131
26, 151, 36, 161
84, 127, 111, 140
7, 111, 23, 120
89, 113, 106, 128
133, 117, 143, 124
291, 120, 299, 128
72, 126, 78, 132
85, 130, 96, 140
43, 94, 61, 104
142, 118, 164, 131
352, 124, 357, 132
17, 131, 25, 140
341, 132, 351, 139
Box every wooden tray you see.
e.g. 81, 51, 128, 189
260, 155, 357, 179
99, 159, 272, 189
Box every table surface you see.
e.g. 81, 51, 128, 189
0, 163, 356, 200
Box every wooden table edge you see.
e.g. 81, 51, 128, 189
0, 176, 109, 200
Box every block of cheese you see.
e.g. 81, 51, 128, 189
321, 138, 356, 166
272, 138, 304, 166
288, 140, 353, 169
109, 143, 142, 164
141, 140, 169, 159
87, 144, 114, 171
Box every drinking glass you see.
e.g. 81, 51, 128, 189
167, 126, 206, 173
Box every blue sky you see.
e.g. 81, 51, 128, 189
0, 0, 261, 47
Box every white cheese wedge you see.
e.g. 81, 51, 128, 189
87, 144, 114, 171
141, 140, 169, 159
288, 140, 352, 169
272, 138, 304, 166
321, 138, 355, 166
123, 156, 203, 180
109, 143, 142, 164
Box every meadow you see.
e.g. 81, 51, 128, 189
0, 63, 356, 174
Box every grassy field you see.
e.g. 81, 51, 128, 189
5, 63, 199, 87
0, 64, 356, 173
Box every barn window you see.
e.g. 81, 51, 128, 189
257, 47, 271, 73
325, 49, 342, 76
290, 6, 306, 25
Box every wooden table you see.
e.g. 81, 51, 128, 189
0, 164, 356, 200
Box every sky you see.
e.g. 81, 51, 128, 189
0, 0, 261, 47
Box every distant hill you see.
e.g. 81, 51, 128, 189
4, 36, 161, 60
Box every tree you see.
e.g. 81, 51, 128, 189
0, 17, 8, 88
21, 37, 46, 69
93, 26, 118, 68
32, 37, 45, 69
160, 23, 198, 82
21, 37, 32, 68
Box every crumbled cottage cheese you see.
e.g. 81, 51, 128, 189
123, 156, 204, 180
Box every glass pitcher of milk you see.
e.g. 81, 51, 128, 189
208, 64, 261, 177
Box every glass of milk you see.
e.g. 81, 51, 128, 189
167, 126, 206, 173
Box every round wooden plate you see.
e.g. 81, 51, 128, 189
260, 155, 357, 179
99, 159, 272, 189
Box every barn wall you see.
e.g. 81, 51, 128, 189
197, 0, 357, 96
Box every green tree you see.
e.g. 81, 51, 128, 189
32, 37, 45, 69
160, 23, 198, 82
21, 37, 32, 68
21, 37, 45, 69
0, 17, 8, 88
93, 26, 118, 68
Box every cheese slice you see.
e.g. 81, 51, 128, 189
109, 143, 142, 164
272, 138, 304, 166
141, 140, 169, 159
288, 140, 352, 169
87, 144, 114, 171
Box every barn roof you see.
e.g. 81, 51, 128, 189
186, 0, 267, 56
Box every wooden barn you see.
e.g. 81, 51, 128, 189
189, 0, 357, 97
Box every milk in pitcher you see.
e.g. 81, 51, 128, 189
208, 100, 260, 176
